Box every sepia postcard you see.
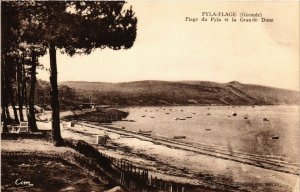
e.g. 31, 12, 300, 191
1, 1, 299, 192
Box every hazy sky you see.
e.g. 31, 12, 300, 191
38, 1, 299, 91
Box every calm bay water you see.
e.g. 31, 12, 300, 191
113, 105, 300, 163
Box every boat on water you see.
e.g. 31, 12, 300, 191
186, 116, 192, 118
141, 115, 146, 117
175, 118, 185, 120
166, 113, 170, 114
205, 128, 211, 131
150, 116, 155, 118
138, 129, 152, 136
173, 136, 186, 139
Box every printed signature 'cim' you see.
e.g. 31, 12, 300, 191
15, 178, 34, 187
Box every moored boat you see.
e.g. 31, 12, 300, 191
138, 129, 152, 136
173, 136, 186, 139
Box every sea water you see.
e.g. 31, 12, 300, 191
113, 105, 300, 163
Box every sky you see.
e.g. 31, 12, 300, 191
38, 1, 299, 91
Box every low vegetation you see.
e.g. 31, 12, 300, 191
59, 80, 300, 106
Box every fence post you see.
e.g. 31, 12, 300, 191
120, 171, 122, 185
159, 180, 162, 190
146, 170, 148, 181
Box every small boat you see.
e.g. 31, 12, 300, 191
207, 113, 211, 115
121, 127, 126, 129
178, 118, 186, 120
173, 136, 186, 139
150, 116, 155, 118
181, 110, 184, 112
244, 117, 248, 119
272, 136, 279, 140
205, 128, 211, 131
263, 118, 269, 121
192, 113, 196, 114
141, 115, 146, 117
165, 113, 170, 114
128, 120, 136, 122
186, 117, 192, 118
232, 112, 237, 116
138, 129, 152, 136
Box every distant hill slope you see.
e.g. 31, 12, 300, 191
61, 80, 300, 106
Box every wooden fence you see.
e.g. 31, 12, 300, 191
65, 139, 191, 191
101, 153, 187, 192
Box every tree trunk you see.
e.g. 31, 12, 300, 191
23, 63, 29, 117
49, 44, 63, 146
5, 106, 11, 123
1, 54, 9, 132
17, 57, 24, 121
3, 54, 17, 124
1, 106, 8, 132
8, 81, 19, 124
28, 51, 38, 132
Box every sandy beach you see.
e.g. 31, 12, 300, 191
35, 117, 299, 192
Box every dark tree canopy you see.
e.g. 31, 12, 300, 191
2, 1, 137, 145
14, 1, 137, 54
